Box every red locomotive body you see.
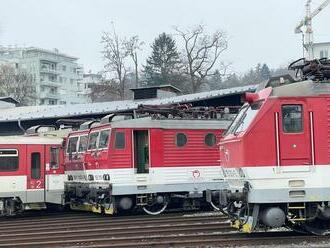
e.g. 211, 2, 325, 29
65, 114, 231, 214
218, 59, 330, 234
0, 127, 67, 216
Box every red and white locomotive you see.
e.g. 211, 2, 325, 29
64, 106, 232, 215
218, 58, 330, 234
0, 126, 67, 216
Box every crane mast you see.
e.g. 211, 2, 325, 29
295, 0, 330, 60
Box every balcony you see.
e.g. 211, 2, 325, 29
40, 67, 59, 74
39, 92, 60, 100
40, 80, 59, 87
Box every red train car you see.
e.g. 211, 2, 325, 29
65, 113, 231, 215
0, 126, 67, 216
218, 59, 330, 234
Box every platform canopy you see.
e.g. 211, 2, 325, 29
0, 84, 256, 135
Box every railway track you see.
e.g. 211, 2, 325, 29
0, 211, 330, 247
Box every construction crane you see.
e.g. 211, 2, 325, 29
295, 0, 330, 60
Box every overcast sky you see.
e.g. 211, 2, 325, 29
1, 0, 330, 75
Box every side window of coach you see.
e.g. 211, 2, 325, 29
50, 147, 60, 169
31, 152, 41, 179
282, 104, 303, 133
0, 149, 19, 171
114, 132, 125, 149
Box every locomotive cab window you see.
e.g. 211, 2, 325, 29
205, 133, 217, 147
282, 104, 303, 133
88, 132, 99, 150
114, 132, 125, 149
99, 130, 110, 149
78, 135, 88, 152
176, 133, 187, 147
0, 149, 19, 171
67, 136, 78, 154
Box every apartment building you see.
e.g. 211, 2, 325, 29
0, 46, 88, 105
313, 42, 330, 59
77, 72, 104, 102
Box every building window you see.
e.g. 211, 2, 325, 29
62, 65, 66, 71
49, 75, 56, 82
205, 133, 217, 147
176, 133, 187, 147
282, 105, 303, 133
67, 136, 79, 153
49, 100, 56, 105
0, 149, 19, 171
320, 50, 329, 59
31, 152, 41, 179
50, 88, 56, 94
50, 147, 60, 169
99, 130, 110, 149
114, 132, 125, 149
88, 132, 99, 150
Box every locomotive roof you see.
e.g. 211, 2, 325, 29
0, 135, 63, 145
110, 117, 231, 130
272, 80, 330, 97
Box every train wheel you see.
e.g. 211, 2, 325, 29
298, 220, 330, 235
142, 202, 168, 215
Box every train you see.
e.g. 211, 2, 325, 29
0, 105, 234, 216
218, 58, 330, 235
0, 126, 68, 216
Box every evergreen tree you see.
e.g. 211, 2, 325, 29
208, 69, 223, 90
144, 33, 183, 88
260, 63, 271, 81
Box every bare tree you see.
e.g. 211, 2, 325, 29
174, 25, 228, 93
101, 24, 129, 100
124, 36, 144, 88
89, 79, 122, 102
0, 64, 36, 105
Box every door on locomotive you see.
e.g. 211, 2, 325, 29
133, 130, 149, 174
26, 145, 45, 203
26, 144, 64, 204
278, 101, 312, 166
45, 145, 64, 204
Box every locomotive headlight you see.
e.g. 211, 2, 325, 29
88, 174, 94, 181
103, 174, 110, 181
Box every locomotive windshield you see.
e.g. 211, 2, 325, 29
225, 100, 263, 135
